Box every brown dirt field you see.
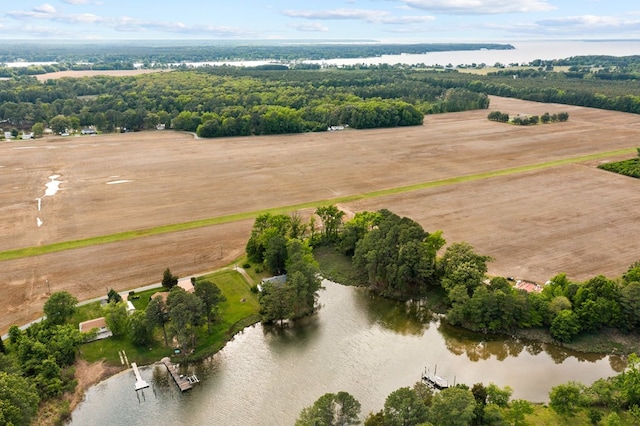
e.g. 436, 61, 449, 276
2, 96, 640, 335
35, 69, 170, 81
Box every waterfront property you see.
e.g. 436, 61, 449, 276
78, 317, 112, 342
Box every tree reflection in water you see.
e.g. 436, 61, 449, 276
437, 320, 626, 371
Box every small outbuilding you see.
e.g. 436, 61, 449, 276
79, 317, 112, 341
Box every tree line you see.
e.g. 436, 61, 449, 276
488, 110, 569, 125
598, 148, 640, 179
0, 42, 514, 65
413, 68, 640, 115
0, 68, 490, 138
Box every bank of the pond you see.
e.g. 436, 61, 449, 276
313, 246, 640, 356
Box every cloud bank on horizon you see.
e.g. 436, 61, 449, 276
1, 0, 639, 41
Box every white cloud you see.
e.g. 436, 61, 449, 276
7, 4, 58, 19
283, 8, 435, 25
290, 22, 330, 32
283, 9, 391, 22
54, 13, 103, 24
34, 4, 56, 14
400, 0, 556, 15
62, 0, 90, 4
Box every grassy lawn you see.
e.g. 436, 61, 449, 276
77, 267, 261, 365
188, 268, 261, 360
313, 245, 367, 287
522, 404, 635, 425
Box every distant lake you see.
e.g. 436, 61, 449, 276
305, 40, 640, 67
5, 40, 639, 70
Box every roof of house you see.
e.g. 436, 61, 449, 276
79, 317, 107, 332
515, 280, 542, 293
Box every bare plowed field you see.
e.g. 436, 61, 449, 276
2, 96, 640, 334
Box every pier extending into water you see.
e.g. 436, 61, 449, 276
161, 357, 194, 392
132, 363, 149, 391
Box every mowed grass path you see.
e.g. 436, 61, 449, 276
0, 147, 635, 262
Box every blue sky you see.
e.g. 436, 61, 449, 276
2, 1, 639, 42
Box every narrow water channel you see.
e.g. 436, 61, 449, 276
70, 281, 622, 425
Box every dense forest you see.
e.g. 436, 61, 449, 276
0, 68, 490, 138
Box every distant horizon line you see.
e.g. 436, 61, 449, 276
0, 38, 638, 46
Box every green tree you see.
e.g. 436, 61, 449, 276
103, 301, 128, 337
316, 205, 345, 242
264, 233, 288, 275
440, 242, 491, 299
167, 288, 204, 350
107, 288, 122, 304
428, 386, 477, 426
162, 268, 179, 290
352, 210, 441, 299
549, 382, 583, 416
259, 280, 292, 325
32, 122, 44, 137
507, 399, 534, 426
383, 387, 429, 426
550, 309, 581, 342
0, 371, 40, 426
49, 114, 70, 134
43, 291, 78, 325
128, 310, 153, 346
486, 383, 512, 407
146, 295, 169, 346
296, 391, 361, 426
618, 353, 640, 407
246, 213, 292, 264
194, 280, 226, 334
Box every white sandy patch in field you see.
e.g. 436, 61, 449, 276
106, 180, 132, 185
37, 174, 62, 227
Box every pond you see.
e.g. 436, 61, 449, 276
70, 280, 622, 425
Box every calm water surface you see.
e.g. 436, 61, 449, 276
71, 281, 623, 426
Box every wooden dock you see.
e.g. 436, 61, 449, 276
161, 357, 192, 392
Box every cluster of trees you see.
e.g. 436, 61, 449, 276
488, 110, 569, 125
143, 270, 225, 350
296, 381, 532, 426
0, 291, 84, 425
246, 212, 322, 324
598, 148, 640, 179
0, 68, 492, 138
351, 210, 445, 299
312, 206, 640, 344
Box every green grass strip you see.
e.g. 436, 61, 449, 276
1, 147, 635, 262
